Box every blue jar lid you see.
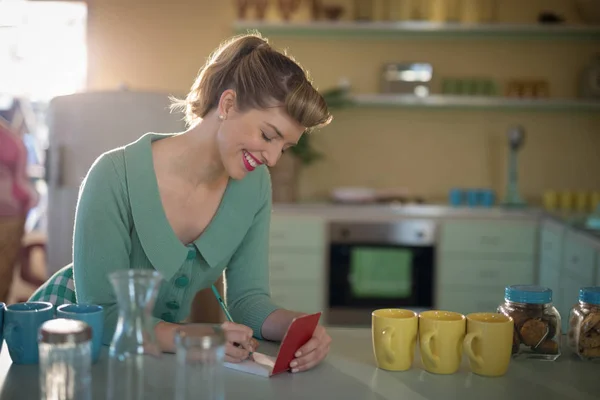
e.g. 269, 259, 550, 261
579, 287, 600, 305
505, 285, 552, 304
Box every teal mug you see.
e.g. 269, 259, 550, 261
4, 302, 54, 364
56, 304, 104, 363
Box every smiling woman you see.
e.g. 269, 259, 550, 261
29, 32, 334, 373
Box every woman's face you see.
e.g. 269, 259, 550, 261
216, 94, 305, 180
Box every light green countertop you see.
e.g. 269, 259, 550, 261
0, 328, 596, 400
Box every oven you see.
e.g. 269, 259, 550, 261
326, 219, 437, 326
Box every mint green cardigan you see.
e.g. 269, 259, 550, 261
73, 133, 279, 342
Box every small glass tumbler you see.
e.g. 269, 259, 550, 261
174, 327, 226, 400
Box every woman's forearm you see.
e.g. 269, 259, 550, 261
155, 321, 216, 353
260, 309, 306, 341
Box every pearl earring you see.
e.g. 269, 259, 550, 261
219, 114, 225, 121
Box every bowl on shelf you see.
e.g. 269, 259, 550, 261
322, 5, 344, 21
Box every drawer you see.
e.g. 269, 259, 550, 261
270, 216, 325, 248
436, 288, 501, 316
270, 283, 323, 314
437, 258, 534, 288
269, 252, 324, 282
440, 220, 537, 256
563, 231, 596, 282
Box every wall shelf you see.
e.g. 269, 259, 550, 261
233, 20, 600, 40
351, 94, 600, 112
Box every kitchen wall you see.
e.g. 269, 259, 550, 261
83, 0, 600, 203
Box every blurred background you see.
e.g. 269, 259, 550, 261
1, 0, 599, 325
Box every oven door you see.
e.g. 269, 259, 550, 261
326, 220, 436, 326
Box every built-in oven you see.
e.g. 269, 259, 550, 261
327, 219, 437, 326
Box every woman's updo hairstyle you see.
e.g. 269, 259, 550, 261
171, 32, 332, 131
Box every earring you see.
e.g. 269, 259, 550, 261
219, 114, 225, 121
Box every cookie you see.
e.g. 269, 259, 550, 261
580, 332, 600, 348
520, 319, 548, 347
582, 346, 600, 358
581, 313, 600, 335
536, 339, 558, 354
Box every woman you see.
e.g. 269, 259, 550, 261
1, 103, 38, 302
30, 33, 333, 373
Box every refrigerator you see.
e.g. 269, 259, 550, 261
45, 90, 186, 275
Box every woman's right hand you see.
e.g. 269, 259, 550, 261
220, 321, 255, 363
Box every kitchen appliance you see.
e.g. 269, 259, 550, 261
579, 54, 600, 99
502, 125, 527, 208
327, 219, 436, 326
45, 90, 186, 275
380, 63, 433, 97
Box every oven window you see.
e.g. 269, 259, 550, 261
349, 247, 413, 298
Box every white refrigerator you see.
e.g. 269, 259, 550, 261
45, 90, 186, 275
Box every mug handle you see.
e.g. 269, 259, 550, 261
421, 331, 439, 368
464, 332, 484, 368
381, 326, 396, 363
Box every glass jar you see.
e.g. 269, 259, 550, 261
568, 287, 600, 362
497, 285, 561, 361
38, 318, 92, 400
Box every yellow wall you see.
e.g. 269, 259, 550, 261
84, 0, 600, 203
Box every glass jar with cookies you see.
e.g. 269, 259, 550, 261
568, 287, 600, 362
497, 285, 561, 361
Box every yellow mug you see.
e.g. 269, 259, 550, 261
419, 310, 466, 374
372, 309, 418, 371
464, 313, 514, 377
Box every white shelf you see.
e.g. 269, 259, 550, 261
350, 94, 600, 112
234, 20, 600, 39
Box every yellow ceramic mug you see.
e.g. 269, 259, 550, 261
372, 309, 418, 371
463, 313, 514, 377
419, 310, 466, 374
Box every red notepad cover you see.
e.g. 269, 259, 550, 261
270, 312, 322, 376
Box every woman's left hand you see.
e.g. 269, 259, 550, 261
288, 325, 331, 373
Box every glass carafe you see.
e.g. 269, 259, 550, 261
106, 269, 163, 400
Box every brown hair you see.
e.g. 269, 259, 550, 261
171, 32, 332, 131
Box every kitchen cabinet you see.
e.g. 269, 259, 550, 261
268, 215, 326, 314
557, 229, 599, 333
439, 220, 537, 257
436, 288, 504, 316
596, 250, 600, 286
538, 219, 566, 295
436, 219, 537, 315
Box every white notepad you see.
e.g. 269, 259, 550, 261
224, 352, 277, 378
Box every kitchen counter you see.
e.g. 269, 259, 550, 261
272, 202, 600, 242
272, 202, 542, 221
0, 328, 596, 400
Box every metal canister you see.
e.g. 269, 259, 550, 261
38, 318, 93, 400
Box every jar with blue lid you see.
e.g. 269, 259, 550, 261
567, 287, 600, 361
497, 285, 561, 361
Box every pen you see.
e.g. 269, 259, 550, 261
211, 284, 253, 357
